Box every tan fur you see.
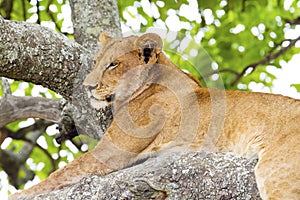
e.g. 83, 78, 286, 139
10, 33, 300, 200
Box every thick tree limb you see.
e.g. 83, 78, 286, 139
0, 15, 92, 99
0, 15, 113, 139
0, 0, 122, 140
0, 78, 60, 128
26, 151, 260, 200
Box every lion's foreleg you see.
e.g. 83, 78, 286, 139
9, 146, 114, 200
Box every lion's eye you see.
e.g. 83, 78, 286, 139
106, 62, 119, 70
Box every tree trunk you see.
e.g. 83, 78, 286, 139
70, 0, 121, 54
0, 0, 122, 139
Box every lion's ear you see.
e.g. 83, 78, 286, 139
99, 32, 112, 45
134, 33, 163, 64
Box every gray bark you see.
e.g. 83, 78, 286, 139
0, 11, 119, 139
1, 0, 122, 189
70, 0, 122, 54
0, 15, 100, 139
0, 15, 91, 99
0, 0, 122, 139
0, 94, 61, 127
25, 152, 260, 200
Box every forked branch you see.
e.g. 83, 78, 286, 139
230, 35, 300, 86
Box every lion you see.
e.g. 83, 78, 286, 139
10, 32, 300, 200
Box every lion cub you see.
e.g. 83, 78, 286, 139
10, 33, 300, 200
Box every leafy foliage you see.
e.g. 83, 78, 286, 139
120, 0, 300, 91
0, 0, 73, 36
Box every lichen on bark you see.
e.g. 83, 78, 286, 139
0, 15, 91, 99
27, 151, 261, 200
70, 0, 122, 54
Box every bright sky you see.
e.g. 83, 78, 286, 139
251, 55, 300, 99
272, 55, 300, 99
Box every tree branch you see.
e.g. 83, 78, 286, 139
0, 148, 35, 189
0, 15, 92, 99
30, 152, 260, 199
230, 34, 300, 86
0, 15, 112, 139
0, 94, 61, 128
284, 16, 300, 25
0, 120, 53, 188
1, 77, 11, 95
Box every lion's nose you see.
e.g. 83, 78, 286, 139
86, 84, 98, 91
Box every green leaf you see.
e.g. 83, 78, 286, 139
291, 84, 300, 92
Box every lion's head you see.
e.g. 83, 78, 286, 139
83, 32, 163, 110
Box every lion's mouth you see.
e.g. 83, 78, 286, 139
89, 93, 115, 111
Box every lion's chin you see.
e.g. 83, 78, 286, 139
90, 98, 111, 110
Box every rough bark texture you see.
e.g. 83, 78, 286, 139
24, 151, 260, 200
0, 15, 111, 139
0, 15, 91, 99
70, 0, 122, 54
0, 0, 122, 139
